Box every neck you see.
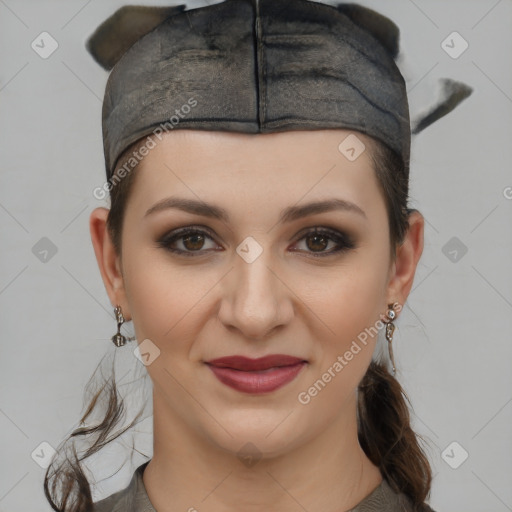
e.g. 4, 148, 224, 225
143, 389, 382, 512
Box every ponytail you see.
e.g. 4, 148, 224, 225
357, 361, 432, 509
44, 352, 149, 512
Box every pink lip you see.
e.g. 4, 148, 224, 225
205, 355, 307, 394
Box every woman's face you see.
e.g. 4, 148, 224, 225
101, 128, 406, 457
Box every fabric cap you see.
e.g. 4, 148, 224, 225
98, 0, 410, 178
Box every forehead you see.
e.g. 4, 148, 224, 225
124, 128, 384, 220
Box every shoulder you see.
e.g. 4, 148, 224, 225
348, 478, 439, 512
92, 480, 135, 512
417, 504, 438, 512
92, 490, 125, 512
92, 461, 153, 512
92, 483, 134, 512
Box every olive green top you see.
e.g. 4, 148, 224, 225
92, 461, 437, 512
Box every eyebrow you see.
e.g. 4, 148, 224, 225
144, 196, 367, 222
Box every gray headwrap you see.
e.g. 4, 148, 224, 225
87, 0, 472, 180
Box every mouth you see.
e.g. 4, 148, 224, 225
205, 355, 308, 394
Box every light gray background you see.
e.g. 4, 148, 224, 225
1, 0, 511, 510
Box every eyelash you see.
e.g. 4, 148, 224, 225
156, 226, 356, 258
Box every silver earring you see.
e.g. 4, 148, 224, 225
383, 302, 399, 375
111, 305, 130, 347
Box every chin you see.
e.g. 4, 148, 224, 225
201, 410, 305, 459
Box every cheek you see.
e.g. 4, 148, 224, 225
297, 253, 388, 391
121, 243, 217, 352
307, 258, 387, 343
293, 267, 386, 426
121, 243, 179, 337
334, 274, 384, 344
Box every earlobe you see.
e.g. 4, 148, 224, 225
89, 207, 130, 317
386, 210, 425, 307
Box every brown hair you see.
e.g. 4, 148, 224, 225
44, 135, 432, 511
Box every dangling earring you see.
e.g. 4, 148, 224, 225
383, 302, 399, 375
111, 305, 130, 347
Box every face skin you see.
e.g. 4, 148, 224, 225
90, 128, 424, 512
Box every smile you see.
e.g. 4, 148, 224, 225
205, 355, 308, 394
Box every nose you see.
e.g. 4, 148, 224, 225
216, 249, 294, 341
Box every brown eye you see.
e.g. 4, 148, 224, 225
292, 227, 355, 257
305, 232, 330, 252
182, 232, 206, 251
157, 227, 220, 256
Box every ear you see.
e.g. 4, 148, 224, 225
336, 3, 400, 58
86, 4, 187, 70
386, 210, 424, 313
412, 78, 473, 134
89, 207, 131, 319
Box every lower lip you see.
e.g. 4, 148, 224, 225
207, 362, 307, 394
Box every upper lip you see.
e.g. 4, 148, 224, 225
205, 355, 306, 371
